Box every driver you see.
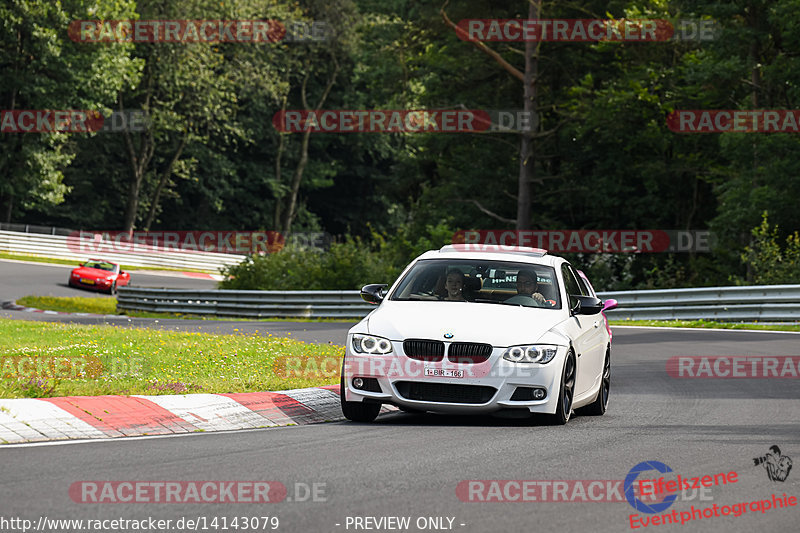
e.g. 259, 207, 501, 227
514, 269, 546, 305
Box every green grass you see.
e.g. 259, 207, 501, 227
0, 318, 342, 398
609, 319, 800, 332
0, 251, 218, 273
17, 295, 117, 315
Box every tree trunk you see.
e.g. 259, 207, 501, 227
517, 0, 541, 230
281, 129, 311, 234
122, 176, 142, 234
3, 193, 12, 223
143, 133, 188, 231
120, 67, 155, 234
121, 125, 154, 234
277, 57, 340, 235
442, 0, 542, 229
273, 96, 287, 231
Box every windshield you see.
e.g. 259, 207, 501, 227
84, 261, 117, 272
390, 259, 561, 309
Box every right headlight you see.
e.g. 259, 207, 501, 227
351, 334, 393, 355
502, 344, 559, 364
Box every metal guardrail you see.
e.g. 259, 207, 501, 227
0, 223, 74, 236
0, 230, 245, 272
117, 288, 375, 318
598, 285, 800, 322
116, 284, 800, 321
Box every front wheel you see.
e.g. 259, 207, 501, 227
577, 349, 610, 416
550, 351, 576, 425
340, 376, 380, 422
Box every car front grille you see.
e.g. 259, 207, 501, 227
394, 381, 496, 404
447, 342, 492, 363
403, 339, 445, 361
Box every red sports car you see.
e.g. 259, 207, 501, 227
68, 259, 131, 294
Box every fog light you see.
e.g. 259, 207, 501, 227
533, 388, 546, 400
353, 377, 364, 389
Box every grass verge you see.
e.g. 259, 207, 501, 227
17, 295, 117, 315
609, 319, 800, 332
0, 318, 341, 398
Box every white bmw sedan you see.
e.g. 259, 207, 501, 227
340, 245, 615, 425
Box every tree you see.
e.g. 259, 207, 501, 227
0, 0, 140, 223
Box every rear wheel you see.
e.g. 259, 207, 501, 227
340, 376, 380, 422
550, 351, 576, 425
577, 349, 610, 416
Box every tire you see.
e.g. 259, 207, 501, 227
108, 281, 117, 295
340, 376, 380, 422
577, 348, 610, 416
550, 350, 576, 425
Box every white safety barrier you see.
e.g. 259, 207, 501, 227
0, 230, 246, 272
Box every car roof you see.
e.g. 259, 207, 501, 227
414, 245, 564, 267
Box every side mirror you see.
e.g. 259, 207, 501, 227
571, 295, 603, 315
360, 284, 388, 304
602, 299, 618, 312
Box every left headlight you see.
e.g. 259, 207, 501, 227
502, 344, 559, 364
352, 334, 393, 355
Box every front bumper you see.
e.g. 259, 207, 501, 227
342, 336, 566, 415
69, 276, 113, 291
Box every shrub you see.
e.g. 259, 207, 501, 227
741, 212, 800, 284
220, 223, 454, 290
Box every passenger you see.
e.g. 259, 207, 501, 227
513, 269, 546, 305
442, 269, 467, 301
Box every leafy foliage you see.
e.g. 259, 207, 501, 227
7, 0, 800, 289
741, 212, 800, 285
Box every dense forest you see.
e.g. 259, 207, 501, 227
2, 0, 799, 289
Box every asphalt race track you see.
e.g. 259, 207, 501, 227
1, 324, 799, 531
0, 259, 353, 344
0, 259, 219, 300
1, 259, 799, 532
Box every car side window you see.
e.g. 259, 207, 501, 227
561, 264, 582, 309
569, 266, 590, 296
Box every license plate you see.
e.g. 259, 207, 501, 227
80, 278, 95, 285
424, 367, 464, 378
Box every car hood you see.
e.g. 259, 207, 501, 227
72, 267, 114, 278
362, 301, 569, 347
